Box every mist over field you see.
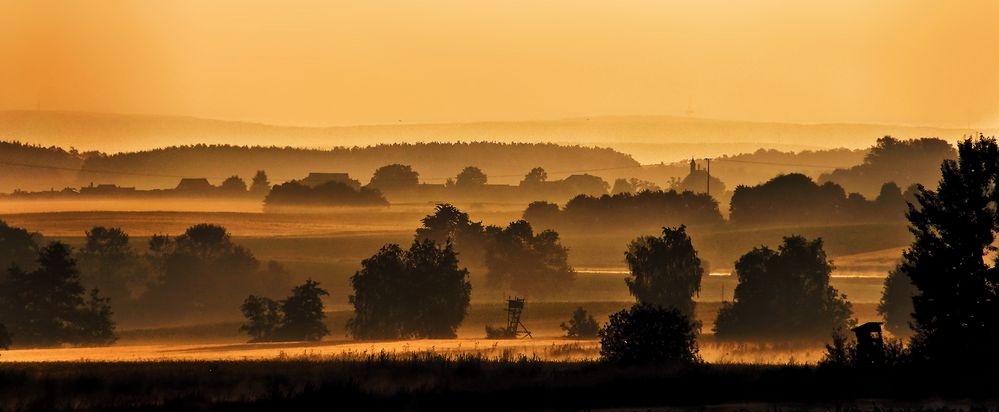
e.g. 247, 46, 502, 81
1, 1, 998, 410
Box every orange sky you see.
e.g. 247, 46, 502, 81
2, 0, 998, 128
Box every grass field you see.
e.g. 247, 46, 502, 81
0, 355, 992, 410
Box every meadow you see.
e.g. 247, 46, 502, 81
0, 207, 902, 368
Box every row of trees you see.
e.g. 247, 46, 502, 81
524, 190, 725, 233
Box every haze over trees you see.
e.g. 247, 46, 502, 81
264, 181, 388, 208
73, 142, 639, 189
624, 226, 704, 318
714, 236, 853, 341
483, 220, 575, 297
141, 224, 293, 321
348, 240, 471, 340
878, 266, 916, 338
0, 242, 116, 347
76, 227, 149, 306
729, 173, 907, 226
820, 136, 956, 197
896, 137, 999, 365
523, 190, 724, 233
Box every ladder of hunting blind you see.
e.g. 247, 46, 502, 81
506, 297, 532, 338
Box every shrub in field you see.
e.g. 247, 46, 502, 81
901, 137, 999, 365
599, 304, 699, 365
560, 307, 599, 339
485, 325, 515, 339
713, 236, 853, 341
624, 225, 703, 317
240, 280, 329, 342
348, 239, 471, 339
0, 242, 117, 347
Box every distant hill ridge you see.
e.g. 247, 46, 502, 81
0, 110, 991, 157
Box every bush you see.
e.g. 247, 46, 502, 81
560, 307, 599, 339
599, 304, 699, 365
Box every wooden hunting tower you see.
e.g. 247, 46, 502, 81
851, 322, 885, 366
505, 297, 532, 338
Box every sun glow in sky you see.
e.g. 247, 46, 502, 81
2, 0, 998, 128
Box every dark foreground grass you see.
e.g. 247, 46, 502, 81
0, 353, 995, 411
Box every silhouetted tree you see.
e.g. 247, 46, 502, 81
220, 175, 248, 193
624, 225, 703, 318
484, 220, 574, 297
561, 307, 599, 339
455, 166, 487, 187
369, 164, 420, 190
249, 170, 270, 195
77, 227, 147, 305
562, 174, 609, 196
901, 137, 999, 364
713, 236, 853, 340
599, 304, 699, 365
276, 280, 329, 341
348, 240, 471, 339
878, 266, 916, 338
0, 220, 40, 272
520, 167, 548, 186
0, 242, 116, 347
522, 201, 561, 230
416, 203, 488, 265
240, 295, 282, 342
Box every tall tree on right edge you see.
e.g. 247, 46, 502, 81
902, 136, 999, 365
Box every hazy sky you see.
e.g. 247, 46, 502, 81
2, 0, 998, 128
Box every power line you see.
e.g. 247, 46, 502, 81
0, 159, 228, 180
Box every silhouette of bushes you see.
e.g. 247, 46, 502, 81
240, 279, 330, 342
600, 304, 700, 365
560, 307, 599, 339
713, 236, 853, 341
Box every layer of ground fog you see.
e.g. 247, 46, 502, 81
0, 301, 879, 364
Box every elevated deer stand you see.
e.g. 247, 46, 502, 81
505, 297, 532, 338
852, 321, 885, 366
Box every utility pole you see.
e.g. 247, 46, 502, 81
705, 158, 711, 196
